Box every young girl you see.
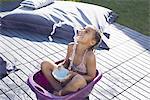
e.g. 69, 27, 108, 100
41, 25, 102, 96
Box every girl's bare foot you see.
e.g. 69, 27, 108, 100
53, 90, 62, 96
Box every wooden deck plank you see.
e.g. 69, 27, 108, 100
0, 41, 13, 52
5, 90, 21, 100
13, 87, 33, 100
2, 29, 30, 48
114, 94, 131, 100
24, 63, 39, 73
8, 73, 26, 87
125, 88, 148, 100
91, 88, 110, 100
17, 64, 33, 77
1, 32, 41, 62
121, 27, 142, 38
0, 80, 11, 93
97, 54, 118, 67
15, 49, 34, 63
89, 94, 100, 100
16, 30, 63, 55
111, 97, 121, 100
117, 66, 143, 81
0, 90, 3, 95
136, 54, 150, 66
121, 64, 146, 80
20, 84, 37, 100
15, 70, 29, 83
142, 75, 150, 83
120, 91, 140, 100
113, 23, 127, 30
0, 46, 6, 53
109, 70, 133, 87
131, 59, 150, 72
132, 84, 150, 98
102, 76, 124, 93
2, 76, 18, 90
26, 46, 46, 59
8, 51, 27, 65
0, 35, 19, 51
21, 48, 40, 61
104, 73, 130, 90
98, 80, 120, 97
29, 60, 41, 70
94, 84, 115, 99
0, 93, 10, 100
111, 68, 137, 84
2, 34, 25, 50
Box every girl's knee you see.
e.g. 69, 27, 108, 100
41, 61, 53, 71
73, 74, 87, 88
41, 61, 48, 68
62, 75, 87, 94
75, 74, 86, 81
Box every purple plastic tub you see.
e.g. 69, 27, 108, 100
27, 61, 102, 100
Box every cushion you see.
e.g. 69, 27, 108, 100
20, 0, 54, 9
0, 57, 7, 79
1, 1, 118, 50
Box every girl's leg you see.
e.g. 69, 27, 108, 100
60, 74, 87, 96
41, 60, 62, 91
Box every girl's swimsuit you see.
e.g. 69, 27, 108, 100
60, 43, 87, 86
69, 43, 87, 74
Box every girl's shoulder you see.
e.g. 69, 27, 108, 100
87, 50, 95, 56
67, 42, 74, 54
86, 50, 96, 61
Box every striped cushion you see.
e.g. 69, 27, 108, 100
1, 1, 118, 50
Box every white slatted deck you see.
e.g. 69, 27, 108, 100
0, 12, 150, 100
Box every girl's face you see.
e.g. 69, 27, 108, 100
76, 26, 96, 47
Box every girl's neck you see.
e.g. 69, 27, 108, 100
76, 43, 88, 55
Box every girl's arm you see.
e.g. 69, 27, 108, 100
82, 52, 96, 82
58, 43, 73, 68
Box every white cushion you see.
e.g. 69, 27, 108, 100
20, 0, 54, 9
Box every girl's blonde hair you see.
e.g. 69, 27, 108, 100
89, 29, 103, 50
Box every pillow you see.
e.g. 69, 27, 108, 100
20, 0, 54, 9
1, 1, 118, 50
48, 22, 111, 50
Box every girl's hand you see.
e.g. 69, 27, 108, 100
57, 63, 63, 67
68, 71, 78, 78
57, 59, 66, 68
57, 63, 64, 70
